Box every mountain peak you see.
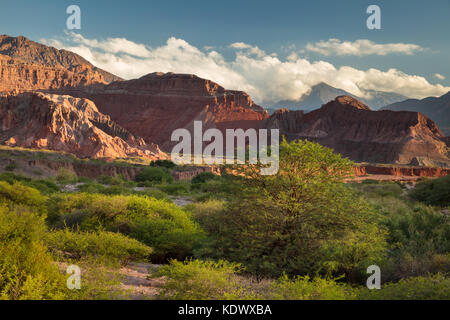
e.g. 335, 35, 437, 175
323, 95, 372, 111
0, 34, 122, 84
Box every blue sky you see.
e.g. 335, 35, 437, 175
1, 0, 449, 102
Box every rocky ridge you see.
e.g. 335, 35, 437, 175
265, 96, 449, 166
0, 92, 163, 159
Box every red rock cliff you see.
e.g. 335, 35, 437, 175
0, 92, 163, 159
265, 96, 449, 167
56, 72, 269, 150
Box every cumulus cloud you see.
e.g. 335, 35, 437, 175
42, 33, 449, 103
306, 38, 424, 56
434, 73, 446, 80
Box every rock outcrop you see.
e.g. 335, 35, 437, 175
0, 35, 121, 92
354, 165, 450, 177
265, 96, 450, 167
55, 72, 269, 150
0, 92, 163, 159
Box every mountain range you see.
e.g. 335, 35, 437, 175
265, 82, 408, 112
383, 91, 450, 136
0, 34, 448, 167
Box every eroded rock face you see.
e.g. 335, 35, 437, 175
354, 165, 450, 177
0, 35, 121, 92
0, 92, 164, 159
57, 72, 269, 150
265, 96, 450, 166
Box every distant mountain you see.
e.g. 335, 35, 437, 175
383, 91, 450, 136
266, 82, 407, 111
264, 96, 450, 167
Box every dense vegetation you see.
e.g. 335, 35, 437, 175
0, 140, 448, 300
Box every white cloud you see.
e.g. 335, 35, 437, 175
434, 73, 446, 80
230, 42, 266, 58
306, 38, 424, 56
43, 33, 449, 103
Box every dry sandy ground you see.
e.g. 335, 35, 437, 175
118, 262, 165, 300
172, 197, 193, 207
60, 261, 165, 300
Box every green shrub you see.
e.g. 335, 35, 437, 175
150, 160, 176, 169
409, 175, 450, 206
136, 167, 173, 184
383, 204, 449, 256
56, 168, 78, 184
28, 179, 60, 195
378, 203, 450, 281
158, 182, 189, 196
46, 193, 204, 263
191, 172, 216, 185
358, 274, 450, 300
0, 205, 67, 300
353, 181, 404, 199
269, 275, 355, 300
153, 259, 253, 300
142, 188, 169, 200
190, 177, 243, 200
186, 200, 225, 233
0, 181, 47, 214
154, 259, 356, 300
45, 229, 153, 263
0, 172, 59, 195
97, 175, 126, 186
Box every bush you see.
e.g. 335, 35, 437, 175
186, 200, 226, 230
191, 172, 216, 185
46, 193, 205, 263
56, 168, 78, 184
136, 167, 173, 184
409, 175, 450, 206
358, 274, 450, 300
269, 275, 355, 300
97, 175, 127, 186
0, 205, 67, 299
378, 203, 450, 281
353, 181, 404, 199
142, 188, 169, 200
45, 229, 153, 263
158, 182, 189, 196
0, 173, 59, 195
150, 160, 176, 169
154, 259, 356, 300
0, 181, 47, 214
153, 259, 252, 300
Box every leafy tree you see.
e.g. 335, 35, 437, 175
197, 139, 387, 279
